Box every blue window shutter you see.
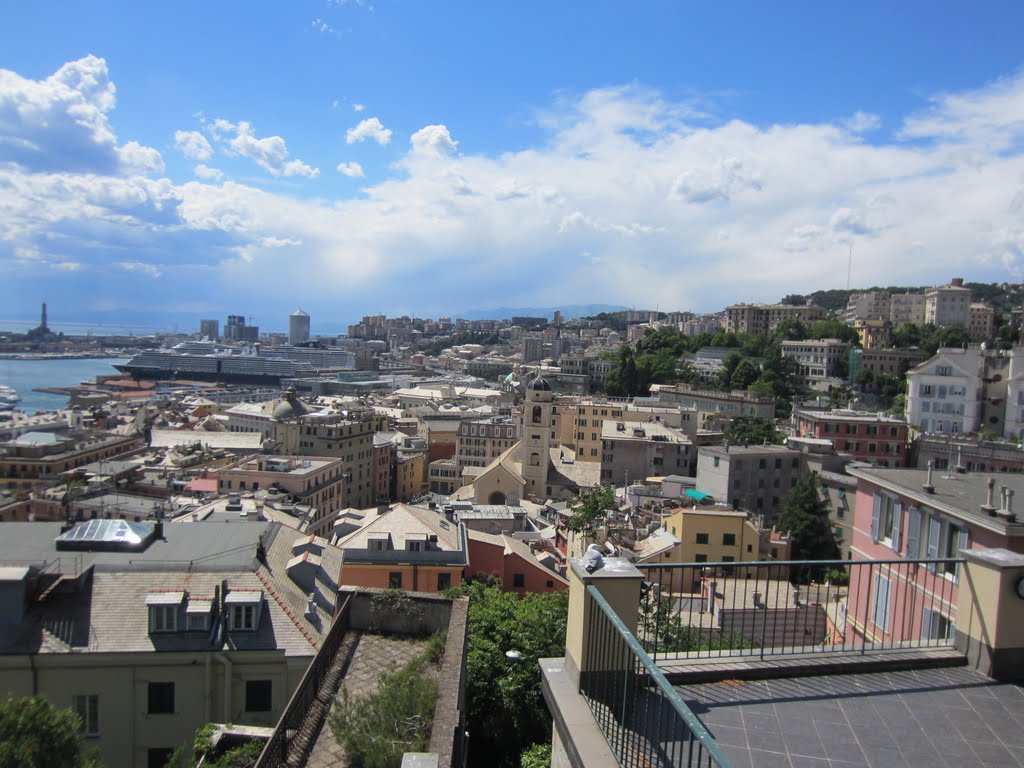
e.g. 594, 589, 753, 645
873, 575, 890, 632
922, 608, 933, 641
870, 493, 881, 542
891, 500, 903, 554
905, 507, 922, 559
926, 516, 941, 573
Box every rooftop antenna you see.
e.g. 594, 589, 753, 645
846, 243, 853, 291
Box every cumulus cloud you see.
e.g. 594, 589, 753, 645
204, 118, 319, 178
842, 111, 882, 134
410, 125, 458, 158
3, 57, 1024, 323
174, 130, 213, 160
194, 164, 224, 181
0, 55, 162, 175
346, 117, 392, 145
336, 161, 365, 177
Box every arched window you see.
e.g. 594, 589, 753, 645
532, 405, 542, 424
530, 453, 540, 466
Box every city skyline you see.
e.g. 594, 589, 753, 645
2, 2, 1024, 328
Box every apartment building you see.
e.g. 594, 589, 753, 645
217, 455, 347, 538
599, 421, 693, 484
925, 278, 971, 328
849, 347, 928, 379
780, 339, 850, 390
793, 408, 909, 467
848, 466, 1023, 646
654, 383, 775, 419
454, 416, 520, 475
906, 346, 1024, 438
888, 291, 927, 327
912, 435, 1024, 474
0, 429, 141, 497
724, 303, 827, 336
0, 519, 342, 768
968, 302, 996, 341
696, 444, 803, 523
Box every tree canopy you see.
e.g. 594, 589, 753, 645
444, 581, 569, 768
777, 472, 841, 581
0, 696, 100, 768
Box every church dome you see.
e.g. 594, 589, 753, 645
528, 376, 552, 392
271, 387, 310, 421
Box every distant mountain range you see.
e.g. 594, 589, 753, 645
456, 304, 630, 322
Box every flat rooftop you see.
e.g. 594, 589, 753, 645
677, 666, 1024, 768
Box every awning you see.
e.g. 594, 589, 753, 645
684, 489, 712, 502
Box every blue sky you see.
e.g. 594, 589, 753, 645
1, 1, 1023, 333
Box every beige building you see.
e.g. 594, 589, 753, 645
0, 518, 342, 768
0, 430, 141, 498
599, 421, 693, 485
780, 338, 850, 390
968, 302, 995, 341
455, 416, 519, 476
888, 291, 926, 327
217, 454, 347, 538
725, 303, 826, 336
925, 277, 971, 328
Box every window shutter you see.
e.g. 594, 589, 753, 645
926, 516, 941, 573
905, 507, 922, 560
891, 500, 903, 553
870, 493, 881, 543
922, 608, 933, 642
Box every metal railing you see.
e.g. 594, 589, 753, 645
255, 592, 353, 768
637, 558, 963, 661
581, 585, 733, 768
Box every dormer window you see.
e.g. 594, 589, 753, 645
146, 592, 185, 633
186, 599, 213, 632
225, 591, 263, 632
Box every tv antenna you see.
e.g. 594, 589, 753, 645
846, 243, 853, 290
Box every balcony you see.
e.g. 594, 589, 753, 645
542, 550, 1024, 768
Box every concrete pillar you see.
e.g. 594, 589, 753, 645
955, 549, 1024, 681
564, 556, 645, 682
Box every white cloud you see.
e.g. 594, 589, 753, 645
3, 59, 1024, 321
336, 161, 365, 177
311, 18, 336, 33
842, 111, 881, 133
353, 103, 365, 112
202, 118, 319, 178
346, 117, 392, 146
410, 125, 458, 158
194, 164, 224, 181
0, 55, 162, 175
174, 130, 213, 160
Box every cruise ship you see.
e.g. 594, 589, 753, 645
114, 341, 355, 384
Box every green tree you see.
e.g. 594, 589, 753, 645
730, 358, 761, 390
0, 696, 101, 768
777, 472, 841, 582
725, 417, 781, 446
444, 582, 569, 768
809, 319, 861, 346
563, 485, 615, 542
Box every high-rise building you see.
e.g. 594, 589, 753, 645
199, 319, 219, 340
225, 314, 245, 340
289, 308, 310, 345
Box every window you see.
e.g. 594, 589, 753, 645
872, 575, 890, 632
148, 682, 175, 714
713, 457, 720, 468
437, 573, 451, 591
694, 554, 708, 563
231, 604, 258, 631
149, 604, 177, 633
73, 694, 99, 737
722, 555, 735, 563
389, 572, 403, 589
722, 533, 736, 546
695, 533, 709, 545
870, 493, 902, 551
407, 541, 422, 552
246, 680, 273, 712
513, 573, 525, 588
148, 749, 174, 768
922, 609, 954, 642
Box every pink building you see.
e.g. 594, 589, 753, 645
466, 529, 568, 594
847, 465, 1023, 646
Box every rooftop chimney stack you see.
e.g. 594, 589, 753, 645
981, 477, 997, 516
923, 460, 935, 494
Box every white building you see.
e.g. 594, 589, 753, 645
925, 278, 971, 328
780, 339, 849, 391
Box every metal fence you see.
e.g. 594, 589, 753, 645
637, 558, 963, 661
581, 585, 734, 768
254, 592, 353, 768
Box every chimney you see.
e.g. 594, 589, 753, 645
923, 460, 935, 494
980, 478, 997, 516
950, 277, 964, 287
997, 488, 1016, 522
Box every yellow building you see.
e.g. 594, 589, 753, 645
395, 450, 428, 502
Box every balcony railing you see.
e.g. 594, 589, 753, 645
637, 558, 963, 661
581, 585, 734, 768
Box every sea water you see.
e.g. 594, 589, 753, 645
0, 358, 128, 414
